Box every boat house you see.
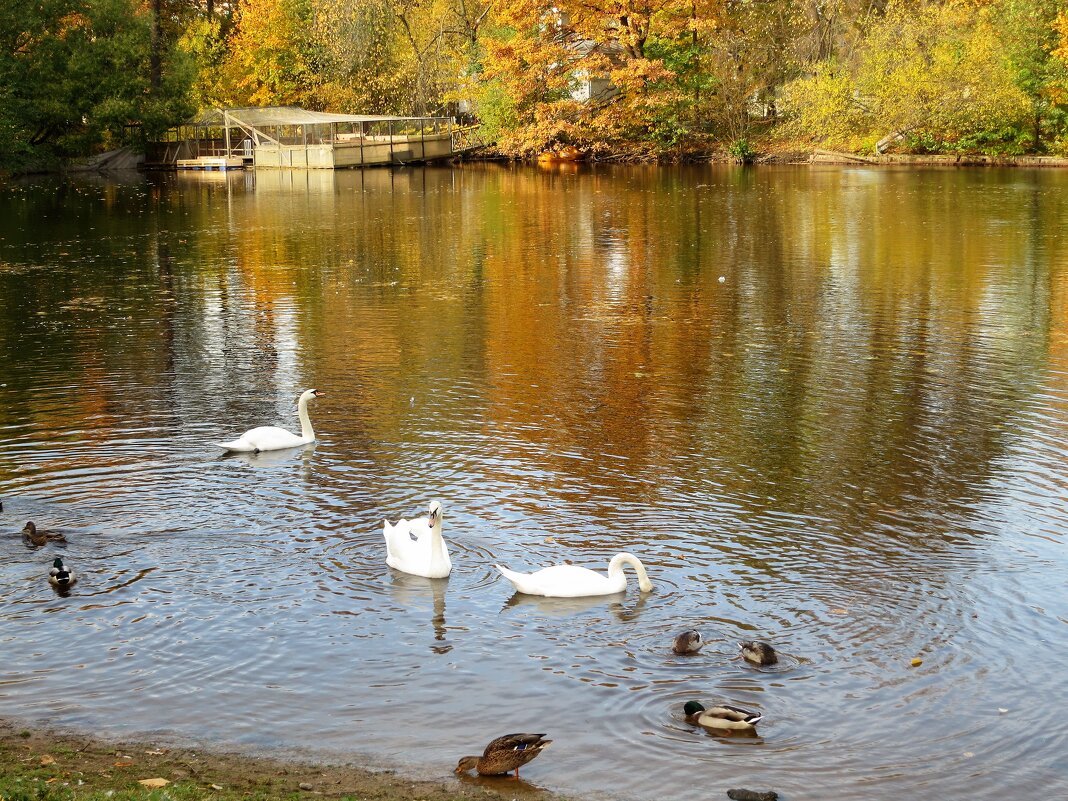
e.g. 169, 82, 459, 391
148, 107, 474, 170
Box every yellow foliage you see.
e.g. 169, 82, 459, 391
784, 0, 1031, 148
1054, 11, 1068, 65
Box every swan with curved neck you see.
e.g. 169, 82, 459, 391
216, 389, 322, 452
383, 500, 451, 578
495, 552, 653, 598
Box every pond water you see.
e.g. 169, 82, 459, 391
1, 164, 1067, 800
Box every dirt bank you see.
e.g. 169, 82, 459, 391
0, 719, 564, 801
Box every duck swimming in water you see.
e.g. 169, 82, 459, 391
673, 630, 703, 654
684, 701, 762, 733
48, 557, 76, 589
739, 640, 778, 666
21, 522, 66, 547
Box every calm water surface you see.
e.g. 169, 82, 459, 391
1, 165, 1067, 799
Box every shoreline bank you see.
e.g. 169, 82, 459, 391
0, 719, 563, 801
6, 148, 1068, 179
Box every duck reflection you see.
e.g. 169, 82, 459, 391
501, 589, 649, 622
387, 571, 450, 653
453, 771, 545, 794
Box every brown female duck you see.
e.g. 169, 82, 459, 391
22, 522, 66, 547
739, 640, 778, 666
672, 629, 704, 654
454, 733, 551, 778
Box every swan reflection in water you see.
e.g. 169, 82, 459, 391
387, 571, 450, 653
221, 442, 316, 468
501, 589, 650, 622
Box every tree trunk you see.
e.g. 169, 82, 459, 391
150, 0, 162, 91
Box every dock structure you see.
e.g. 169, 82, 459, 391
148, 107, 481, 170
175, 156, 246, 171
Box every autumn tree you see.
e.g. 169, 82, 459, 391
222, 0, 330, 108
484, 1, 729, 156
783, 0, 1031, 152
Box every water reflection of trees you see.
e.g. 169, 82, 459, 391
1, 167, 1066, 565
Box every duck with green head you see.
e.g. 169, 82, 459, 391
48, 558, 75, 589
454, 733, 551, 779
684, 701, 761, 733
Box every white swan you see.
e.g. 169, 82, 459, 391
495, 552, 653, 597
383, 500, 451, 578
216, 389, 322, 452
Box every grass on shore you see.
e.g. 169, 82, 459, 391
0, 724, 555, 801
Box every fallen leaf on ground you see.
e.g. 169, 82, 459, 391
210, 784, 223, 790
138, 778, 170, 788
114, 760, 134, 767
145, 749, 167, 755
39, 755, 56, 765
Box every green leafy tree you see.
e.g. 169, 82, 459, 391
0, 0, 193, 169
993, 0, 1068, 151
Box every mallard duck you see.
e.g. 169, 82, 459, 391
216, 389, 323, 452
22, 522, 66, 546
495, 552, 653, 597
739, 640, 778, 666
673, 630, 703, 654
383, 500, 451, 578
48, 557, 76, 589
454, 733, 551, 778
684, 701, 761, 732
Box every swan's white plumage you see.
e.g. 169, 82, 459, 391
383, 500, 451, 578
217, 389, 321, 452
495, 552, 653, 597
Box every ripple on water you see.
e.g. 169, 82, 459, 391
3, 167, 1068, 801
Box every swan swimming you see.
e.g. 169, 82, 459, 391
216, 389, 323, 452
383, 500, 451, 578
495, 552, 653, 597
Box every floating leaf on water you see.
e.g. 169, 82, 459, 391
911, 657, 923, 667
998, 708, 1009, 714
138, 778, 170, 788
